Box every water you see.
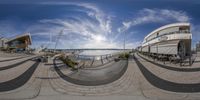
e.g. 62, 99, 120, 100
79, 50, 123, 56
78, 50, 123, 60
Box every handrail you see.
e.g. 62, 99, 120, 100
76, 54, 114, 61
71, 53, 120, 68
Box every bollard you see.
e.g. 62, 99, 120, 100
106, 54, 108, 60
180, 58, 182, 66
91, 56, 95, 67
101, 55, 103, 64
163, 59, 165, 64
189, 56, 192, 66
77, 55, 79, 59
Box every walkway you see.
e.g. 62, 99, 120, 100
1, 53, 200, 99
53, 58, 128, 86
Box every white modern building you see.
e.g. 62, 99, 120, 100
141, 23, 192, 58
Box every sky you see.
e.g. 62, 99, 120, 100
0, 0, 200, 49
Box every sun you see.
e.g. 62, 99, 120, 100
94, 35, 106, 42
96, 35, 103, 42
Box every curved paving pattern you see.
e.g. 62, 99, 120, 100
53, 58, 128, 86
135, 54, 200, 84
0, 56, 28, 62
0, 56, 38, 71
48, 58, 141, 96
0, 62, 43, 100
0, 61, 40, 92
137, 53, 200, 72
133, 53, 200, 93
3, 53, 200, 99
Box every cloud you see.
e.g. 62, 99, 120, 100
125, 41, 142, 49
31, 2, 145, 49
40, 2, 112, 34
82, 40, 119, 49
27, 3, 117, 49
116, 8, 191, 49
118, 8, 190, 32
77, 3, 112, 34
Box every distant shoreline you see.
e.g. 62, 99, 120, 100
46, 49, 133, 51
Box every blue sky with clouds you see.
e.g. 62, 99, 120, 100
0, 0, 200, 49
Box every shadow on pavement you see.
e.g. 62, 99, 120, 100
133, 54, 200, 93
137, 53, 200, 72
0, 56, 27, 62
0, 61, 40, 92
53, 58, 128, 86
0, 57, 38, 71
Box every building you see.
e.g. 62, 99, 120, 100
0, 37, 8, 50
5, 33, 32, 52
140, 23, 192, 58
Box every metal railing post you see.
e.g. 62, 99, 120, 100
101, 55, 103, 64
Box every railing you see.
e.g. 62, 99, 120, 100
76, 54, 112, 60
72, 53, 120, 68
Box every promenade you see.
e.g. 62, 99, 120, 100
1, 52, 200, 100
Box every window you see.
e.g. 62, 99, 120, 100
157, 33, 159, 37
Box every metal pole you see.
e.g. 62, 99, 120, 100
48, 32, 52, 49
54, 29, 63, 53
101, 55, 103, 64
124, 32, 125, 53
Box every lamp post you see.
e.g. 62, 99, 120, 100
54, 29, 64, 53
53, 29, 73, 53
123, 32, 126, 54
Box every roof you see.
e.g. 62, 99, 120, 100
144, 23, 190, 40
5, 33, 32, 45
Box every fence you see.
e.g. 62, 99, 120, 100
73, 53, 120, 68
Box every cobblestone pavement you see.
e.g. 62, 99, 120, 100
0, 55, 42, 99
53, 58, 128, 86
2, 53, 200, 100
135, 53, 200, 83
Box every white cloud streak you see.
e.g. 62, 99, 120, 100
78, 3, 112, 34
116, 8, 191, 49
2, 4, 192, 49
125, 41, 142, 49
118, 8, 190, 32
29, 3, 117, 49
40, 2, 112, 34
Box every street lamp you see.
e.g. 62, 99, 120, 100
53, 29, 73, 53
123, 32, 126, 54
54, 29, 64, 53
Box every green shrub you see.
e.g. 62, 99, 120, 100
59, 56, 78, 70
125, 53, 130, 58
118, 53, 130, 59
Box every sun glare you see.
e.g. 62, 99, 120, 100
94, 35, 106, 42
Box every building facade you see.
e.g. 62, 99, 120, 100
140, 23, 192, 58
5, 33, 32, 52
0, 38, 8, 50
